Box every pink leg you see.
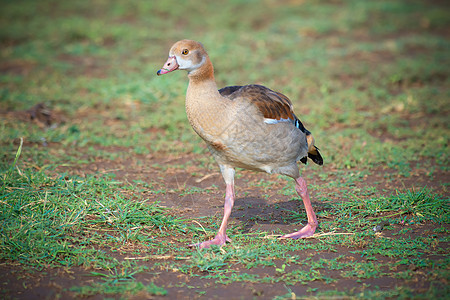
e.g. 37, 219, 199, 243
190, 183, 234, 249
281, 177, 318, 239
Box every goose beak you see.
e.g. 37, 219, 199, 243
157, 56, 179, 75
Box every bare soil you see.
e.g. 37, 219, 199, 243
2, 144, 448, 299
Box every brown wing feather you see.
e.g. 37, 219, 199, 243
219, 84, 324, 166
257, 90, 295, 120
220, 84, 295, 121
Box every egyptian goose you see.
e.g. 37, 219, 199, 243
157, 40, 323, 249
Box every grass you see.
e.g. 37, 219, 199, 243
70, 280, 167, 298
1, 0, 449, 298
1, 144, 192, 269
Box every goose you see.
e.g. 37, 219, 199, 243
157, 40, 323, 249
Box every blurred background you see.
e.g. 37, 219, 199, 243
0, 0, 448, 172
0, 1, 449, 298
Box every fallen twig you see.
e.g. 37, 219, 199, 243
124, 255, 190, 260
191, 219, 208, 235
195, 172, 220, 183
264, 231, 355, 239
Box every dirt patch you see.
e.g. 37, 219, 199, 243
57, 54, 109, 78
2, 229, 446, 300
0, 264, 96, 300
0, 59, 36, 76
2, 145, 449, 299
1, 103, 67, 131
54, 150, 449, 223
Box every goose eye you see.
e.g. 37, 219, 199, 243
182, 49, 189, 55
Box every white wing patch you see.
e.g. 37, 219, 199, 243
264, 118, 291, 124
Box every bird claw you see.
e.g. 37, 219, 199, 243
189, 234, 231, 249
279, 222, 317, 239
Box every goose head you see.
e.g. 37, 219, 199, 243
157, 40, 211, 78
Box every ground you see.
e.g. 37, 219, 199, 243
0, 0, 449, 299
